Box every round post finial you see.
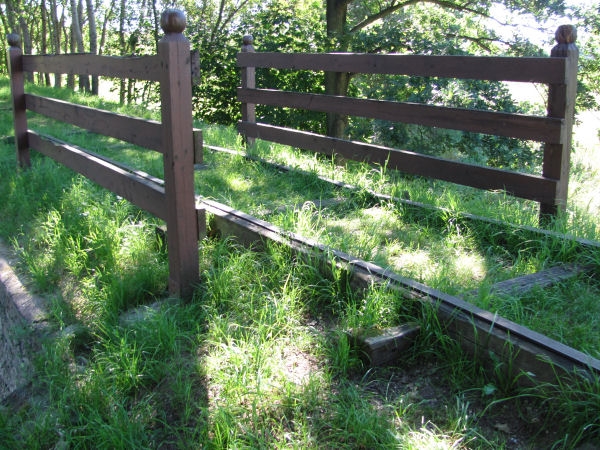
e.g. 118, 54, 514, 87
555, 25, 577, 45
242, 35, 255, 52
551, 24, 577, 57
7, 32, 20, 47
161, 9, 186, 34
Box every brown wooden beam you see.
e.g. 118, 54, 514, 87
28, 131, 167, 219
238, 88, 563, 143
238, 122, 559, 203
237, 52, 567, 84
25, 94, 163, 152
22, 54, 162, 81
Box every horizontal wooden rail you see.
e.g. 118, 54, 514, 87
237, 52, 567, 84
27, 131, 167, 219
25, 94, 163, 152
22, 54, 162, 81
238, 88, 564, 143
238, 121, 559, 203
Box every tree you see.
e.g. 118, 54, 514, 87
70, 0, 90, 91
188, 0, 260, 125
324, 0, 568, 138
0, 0, 37, 80
348, 4, 542, 170
238, 0, 327, 132
49, 0, 66, 88
86, 0, 99, 94
573, 3, 600, 111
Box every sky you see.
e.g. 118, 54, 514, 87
489, 0, 596, 49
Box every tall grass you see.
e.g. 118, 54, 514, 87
1, 78, 599, 447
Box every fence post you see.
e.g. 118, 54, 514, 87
158, 9, 199, 300
241, 34, 256, 148
540, 25, 578, 220
6, 32, 30, 168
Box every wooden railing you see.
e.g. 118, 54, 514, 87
237, 27, 579, 221
6, 9, 201, 300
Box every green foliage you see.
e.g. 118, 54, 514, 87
350, 3, 501, 55
343, 4, 543, 169
242, 0, 328, 133
574, 4, 600, 111
191, 39, 241, 125
350, 73, 541, 169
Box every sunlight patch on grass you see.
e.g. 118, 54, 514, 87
389, 250, 437, 281
451, 251, 487, 282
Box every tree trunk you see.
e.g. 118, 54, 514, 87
86, 0, 98, 94
49, 0, 62, 88
119, 0, 127, 104
324, 71, 351, 137
151, 0, 160, 49
18, 16, 34, 82
67, 28, 75, 89
0, 6, 8, 74
41, 0, 51, 85
70, 0, 89, 92
4, 0, 18, 32
325, 0, 352, 138
99, 0, 116, 55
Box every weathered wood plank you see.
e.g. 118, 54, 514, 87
27, 131, 167, 220
193, 128, 203, 165
158, 10, 199, 300
237, 52, 567, 84
22, 54, 162, 81
7, 34, 30, 167
353, 323, 421, 366
25, 94, 163, 152
240, 35, 257, 147
200, 198, 600, 381
540, 25, 579, 217
469, 263, 594, 298
238, 122, 558, 203
238, 88, 563, 143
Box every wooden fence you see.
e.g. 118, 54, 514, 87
237, 26, 579, 221
6, 9, 201, 300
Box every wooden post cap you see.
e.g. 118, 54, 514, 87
160, 9, 186, 34
552, 24, 577, 57
555, 24, 577, 45
242, 35, 255, 52
7, 33, 20, 47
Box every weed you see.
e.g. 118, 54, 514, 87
0, 78, 598, 447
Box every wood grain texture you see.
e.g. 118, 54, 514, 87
238, 88, 563, 143
22, 54, 162, 81
28, 131, 167, 219
25, 94, 163, 151
238, 52, 567, 83
541, 28, 579, 216
158, 29, 199, 300
238, 122, 558, 203
7, 41, 30, 167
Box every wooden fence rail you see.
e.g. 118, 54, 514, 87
237, 26, 579, 220
6, 9, 200, 300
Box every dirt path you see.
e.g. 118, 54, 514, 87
0, 241, 47, 400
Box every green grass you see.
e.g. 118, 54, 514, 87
1, 78, 599, 448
